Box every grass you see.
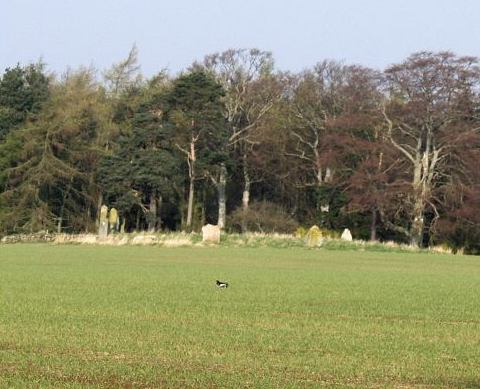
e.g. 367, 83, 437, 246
2, 231, 458, 254
1, 245, 479, 388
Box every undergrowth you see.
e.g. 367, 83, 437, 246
1, 231, 458, 255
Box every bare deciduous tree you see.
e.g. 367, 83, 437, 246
199, 49, 284, 229
383, 51, 480, 246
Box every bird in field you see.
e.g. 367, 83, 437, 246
216, 280, 229, 288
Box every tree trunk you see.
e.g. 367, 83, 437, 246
241, 157, 251, 233
409, 148, 434, 247
242, 183, 250, 210
324, 167, 333, 183
242, 165, 251, 211
370, 207, 377, 241
148, 193, 157, 232
185, 139, 196, 231
96, 193, 103, 228
201, 186, 207, 227
217, 163, 227, 229
57, 200, 64, 233
316, 167, 323, 185
410, 192, 425, 246
86, 207, 91, 233
135, 210, 141, 231
57, 187, 70, 233
157, 195, 162, 231
186, 177, 194, 230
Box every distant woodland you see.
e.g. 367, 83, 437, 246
1, 47, 479, 252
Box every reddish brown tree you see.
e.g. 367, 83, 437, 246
285, 62, 386, 227
383, 51, 480, 246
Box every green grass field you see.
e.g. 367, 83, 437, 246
1, 245, 479, 388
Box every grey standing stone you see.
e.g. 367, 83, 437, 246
108, 208, 119, 234
305, 225, 323, 247
341, 228, 353, 241
202, 224, 221, 244
98, 205, 109, 238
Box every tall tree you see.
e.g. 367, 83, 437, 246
163, 71, 226, 230
383, 51, 480, 246
98, 91, 181, 232
200, 49, 284, 227
0, 68, 111, 233
284, 62, 384, 228
285, 61, 349, 188
103, 44, 143, 97
0, 62, 50, 140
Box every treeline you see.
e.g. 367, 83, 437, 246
1, 48, 479, 252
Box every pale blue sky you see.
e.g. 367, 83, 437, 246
1, 0, 479, 76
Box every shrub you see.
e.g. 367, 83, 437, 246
317, 227, 341, 239
229, 201, 299, 234
294, 226, 307, 238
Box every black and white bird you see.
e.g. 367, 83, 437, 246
216, 280, 229, 288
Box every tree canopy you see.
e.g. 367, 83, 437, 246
1, 50, 480, 253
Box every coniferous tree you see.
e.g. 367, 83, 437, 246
98, 94, 182, 232
0, 68, 111, 233
0, 63, 50, 140
162, 71, 227, 230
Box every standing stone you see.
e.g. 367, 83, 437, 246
108, 208, 119, 234
341, 228, 353, 241
305, 225, 323, 247
98, 205, 109, 238
202, 224, 221, 244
